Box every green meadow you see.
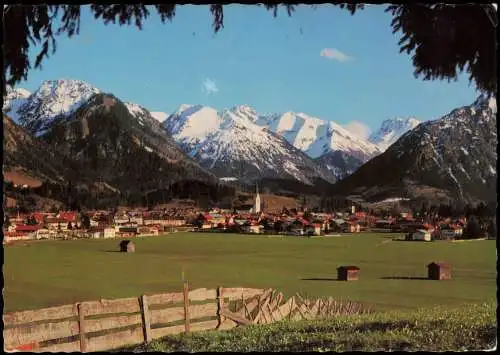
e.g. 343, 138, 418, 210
125, 302, 496, 352
3, 233, 496, 312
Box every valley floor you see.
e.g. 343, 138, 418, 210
3, 232, 495, 312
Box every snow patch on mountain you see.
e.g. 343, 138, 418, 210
232, 107, 381, 161
488, 97, 497, 113
150, 112, 168, 123
369, 117, 421, 151
163, 105, 336, 184
3, 86, 32, 123
11, 79, 101, 134
165, 105, 221, 143
125, 102, 144, 117
220, 177, 238, 182
122, 101, 170, 135
125, 102, 146, 125
447, 167, 463, 199
6, 79, 170, 138
377, 197, 410, 203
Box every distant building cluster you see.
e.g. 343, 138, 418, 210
2, 208, 194, 243
2, 188, 495, 244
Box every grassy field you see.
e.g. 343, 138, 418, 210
124, 302, 496, 352
3, 232, 496, 312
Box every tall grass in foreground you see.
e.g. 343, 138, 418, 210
126, 302, 496, 352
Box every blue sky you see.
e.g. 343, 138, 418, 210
20, 4, 480, 137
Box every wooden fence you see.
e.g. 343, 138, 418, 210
3, 285, 371, 353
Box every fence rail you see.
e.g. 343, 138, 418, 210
3, 285, 371, 353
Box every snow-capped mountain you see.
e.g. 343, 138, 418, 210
237, 106, 381, 162
4, 93, 224, 211
369, 117, 421, 151
332, 95, 497, 203
41, 92, 218, 190
6, 80, 101, 135
150, 112, 168, 123
163, 105, 336, 184
3, 86, 32, 123
2, 79, 171, 139
4, 78, 430, 187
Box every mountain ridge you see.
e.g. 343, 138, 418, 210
330, 95, 497, 204
368, 117, 422, 151
6, 78, 488, 201
163, 104, 337, 185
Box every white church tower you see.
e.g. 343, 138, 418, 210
254, 183, 261, 214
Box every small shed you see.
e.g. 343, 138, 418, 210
337, 265, 360, 281
119, 240, 135, 253
427, 262, 451, 280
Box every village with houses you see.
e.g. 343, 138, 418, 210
3, 186, 493, 245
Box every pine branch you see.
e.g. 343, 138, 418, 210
2, 4, 496, 94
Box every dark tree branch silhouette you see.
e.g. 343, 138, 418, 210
386, 4, 497, 94
2, 4, 496, 94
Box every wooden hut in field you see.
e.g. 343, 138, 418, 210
337, 265, 360, 281
119, 240, 135, 253
427, 262, 451, 280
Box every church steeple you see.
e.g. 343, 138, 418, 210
254, 182, 261, 213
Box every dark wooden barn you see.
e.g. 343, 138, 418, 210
337, 265, 360, 281
427, 262, 451, 280
119, 240, 135, 253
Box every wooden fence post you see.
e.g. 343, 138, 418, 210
216, 286, 224, 328
77, 303, 87, 352
183, 282, 190, 333
140, 295, 152, 344
288, 296, 295, 320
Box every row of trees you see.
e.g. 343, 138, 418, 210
462, 216, 496, 239
5, 178, 237, 212
406, 201, 496, 219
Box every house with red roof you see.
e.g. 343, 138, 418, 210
296, 217, 311, 226
15, 224, 43, 233
355, 211, 366, 219
285, 218, 311, 235
58, 212, 77, 223
32, 212, 47, 224
45, 218, 70, 230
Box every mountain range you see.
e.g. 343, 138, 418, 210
3, 78, 496, 208
163, 104, 337, 185
4, 80, 421, 183
331, 95, 497, 204
3, 82, 229, 209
